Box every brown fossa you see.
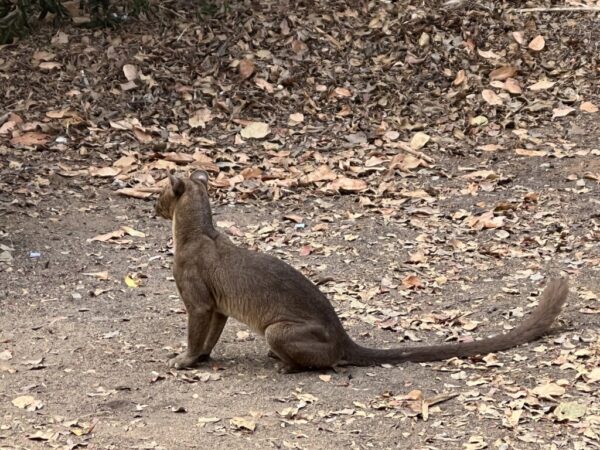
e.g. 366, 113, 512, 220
155, 171, 569, 372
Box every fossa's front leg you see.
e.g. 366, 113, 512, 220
168, 281, 218, 369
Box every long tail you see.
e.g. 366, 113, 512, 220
345, 278, 568, 365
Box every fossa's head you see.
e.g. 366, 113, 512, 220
155, 170, 210, 220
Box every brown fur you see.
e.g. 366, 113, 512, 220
156, 171, 569, 372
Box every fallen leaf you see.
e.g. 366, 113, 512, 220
326, 177, 368, 192
529, 80, 555, 91
515, 149, 548, 157
301, 165, 337, 183
490, 65, 516, 81
503, 78, 522, 94
88, 229, 125, 242
10, 132, 51, 146
240, 122, 270, 139
230, 417, 256, 432
239, 58, 255, 80
552, 106, 575, 119
89, 167, 121, 178
532, 382, 565, 400
82, 271, 109, 280
453, 69, 466, 86
121, 226, 146, 238
188, 109, 213, 129
124, 275, 139, 288
410, 132, 430, 150
482, 89, 503, 106
123, 64, 138, 81
554, 402, 586, 422
12, 395, 43, 411
580, 101, 598, 113
528, 35, 545, 51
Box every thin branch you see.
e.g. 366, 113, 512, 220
512, 7, 600, 13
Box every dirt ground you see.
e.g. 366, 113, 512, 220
1, 1, 600, 449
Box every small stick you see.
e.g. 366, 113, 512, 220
397, 142, 436, 164
512, 7, 600, 13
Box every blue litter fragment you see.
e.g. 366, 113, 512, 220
29, 251, 41, 258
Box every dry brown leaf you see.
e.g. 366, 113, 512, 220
477, 48, 500, 59
326, 177, 368, 192
390, 153, 423, 172
333, 87, 352, 98
482, 89, 503, 106
121, 226, 145, 238
402, 275, 422, 289
240, 122, 270, 139
288, 113, 304, 126
189, 109, 213, 129
529, 80, 555, 91
532, 382, 565, 400
512, 31, 525, 44
515, 148, 548, 157
161, 152, 195, 164
503, 78, 522, 94
38, 62, 62, 71
10, 132, 51, 146
580, 101, 598, 113
489, 66, 516, 81
528, 35, 545, 51
89, 167, 121, 177
410, 132, 430, 150
89, 229, 126, 242
230, 417, 256, 432
453, 69, 466, 86
552, 106, 575, 119
301, 165, 337, 184
462, 170, 497, 180
239, 58, 255, 80
123, 64, 138, 81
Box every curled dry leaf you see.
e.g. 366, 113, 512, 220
410, 132, 430, 150
529, 80, 555, 91
326, 177, 368, 192
528, 35, 546, 52
89, 167, 121, 178
453, 69, 466, 86
230, 417, 256, 432
489, 65, 516, 81
123, 64, 138, 81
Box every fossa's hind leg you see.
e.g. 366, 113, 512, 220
265, 322, 341, 372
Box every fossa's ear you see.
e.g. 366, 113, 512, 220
190, 170, 209, 187
169, 173, 186, 196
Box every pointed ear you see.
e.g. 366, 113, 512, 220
190, 170, 209, 186
169, 174, 185, 196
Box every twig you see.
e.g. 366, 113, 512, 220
512, 7, 600, 13
397, 142, 436, 164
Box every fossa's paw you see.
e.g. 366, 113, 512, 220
167, 353, 208, 369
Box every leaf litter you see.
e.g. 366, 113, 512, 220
0, 0, 599, 448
